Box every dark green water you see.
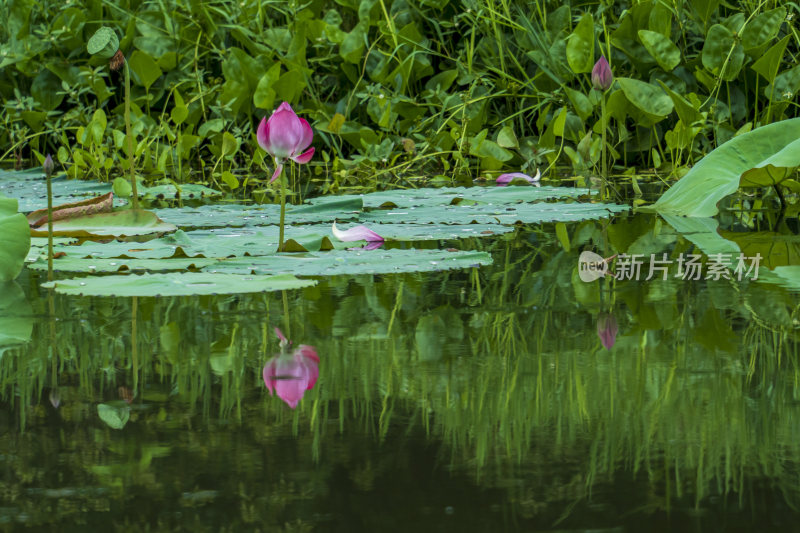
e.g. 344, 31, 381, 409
2, 215, 800, 531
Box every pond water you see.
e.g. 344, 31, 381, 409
1, 213, 800, 531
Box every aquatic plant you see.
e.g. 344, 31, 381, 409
87, 27, 138, 209
257, 102, 315, 251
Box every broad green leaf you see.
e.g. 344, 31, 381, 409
496, 126, 519, 149
29, 209, 177, 238
766, 64, 800, 103
221, 171, 240, 190
0, 195, 31, 281
340, 22, 367, 63
42, 273, 317, 297
564, 87, 593, 121
253, 63, 281, 109
97, 403, 130, 429
29, 257, 219, 273
751, 35, 790, 84
204, 249, 493, 277
702, 24, 744, 81
617, 78, 673, 119
739, 138, 800, 187
691, 0, 720, 25
112, 177, 132, 198
650, 118, 800, 216
170, 90, 188, 125
566, 13, 595, 74
741, 8, 786, 51
128, 50, 163, 91
638, 30, 680, 71
86, 27, 118, 58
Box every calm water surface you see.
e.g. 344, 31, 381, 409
1, 214, 799, 532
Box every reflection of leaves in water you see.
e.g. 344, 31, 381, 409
97, 403, 130, 430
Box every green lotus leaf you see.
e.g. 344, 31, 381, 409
651, 118, 800, 216
42, 273, 317, 297
0, 195, 31, 281
29, 209, 177, 238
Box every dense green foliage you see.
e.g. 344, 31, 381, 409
1, 1, 799, 194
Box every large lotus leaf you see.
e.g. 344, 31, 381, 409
202, 249, 493, 276
0, 169, 112, 212
650, 118, 800, 216
0, 281, 33, 351
360, 201, 628, 225
29, 209, 177, 238
49, 223, 508, 261
738, 138, 800, 187
0, 195, 31, 281
28, 257, 219, 273
307, 185, 595, 209
42, 273, 317, 297
26, 237, 78, 262
151, 198, 362, 229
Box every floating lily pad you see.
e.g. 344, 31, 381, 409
361, 201, 628, 225
151, 199, 363, 229
26, 237, 78, 262
202, 249, 493, 276
307, 185, 595, 209
0, 169, 113, 213
28, 257, 218, 273
42, 273, 317, 297
29, 209, 177, 238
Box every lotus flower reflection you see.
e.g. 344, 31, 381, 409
597, 313, 618, 350
263, 327, 319, 408
257, 102, 315, 182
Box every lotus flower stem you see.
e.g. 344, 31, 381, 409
278, 167, 286, 252
44, 156, 54, 282
281, 290, 291, 339
124, 61, 139, 210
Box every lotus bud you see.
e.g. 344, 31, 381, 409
591, 56, 613, 91
43, 154, 54, 177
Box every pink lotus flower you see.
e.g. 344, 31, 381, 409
597, 313, 618, 350
591, 56, 613, 91
331, 222, 384, 248
263, 327, 319, 408
496, 169, 541, 186
257, 102, 315, 183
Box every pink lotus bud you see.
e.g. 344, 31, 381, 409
591, 56, 613, 91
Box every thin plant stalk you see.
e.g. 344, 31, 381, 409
46, 167, 54, 282
278, 167, 286, 252
601, 93, 608, 186
124, 61, 139, 210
